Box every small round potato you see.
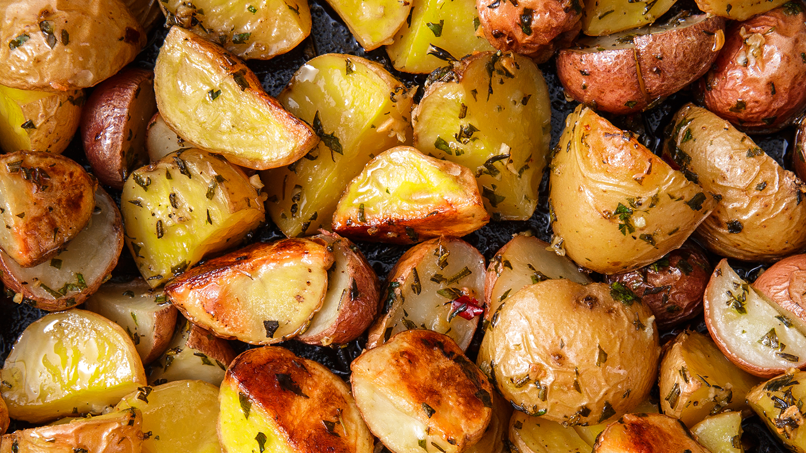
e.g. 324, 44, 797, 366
754, 254, 806, 328
0, 84, 83, 154
593, 413, 710, 453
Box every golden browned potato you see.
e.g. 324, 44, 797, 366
691, 412, 744, 453
154, 26, 318, 170
467, 390, 512, 453
145, 113, 187, 162
701, 4, 806, 133
573, 399, 659, 445
148, 318, 236, 386
593, 413, 709, 453
558, 14, 725, 114
665, 104, 806, 261
478, 279, 659, 426
332, 146, 489, 243
323, 0, 410, 50
550, 105, 715, 274
755, 254, 806, 328
0, 85, 83, 154
220, 346, 374, 453
509, 411, 590, 453
0, 397, 7, 435
581, 0, 676, 36
81, 68, 156, 189
0, 0, 145, 91
694, 0, 789, 20
352, 330, 493, 453
747, 370, 806, 451
0, 151, 96, 268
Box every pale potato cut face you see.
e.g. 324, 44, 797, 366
324, 0, 411, 50
581, 0, 676, 36
694, 0, 788, 20
747, 370, 806, 450
0, 85, 82, 154
146, 113, 188, 163
509, 411, 590, 453
691, 412, 743, 453
147, 320, 234, 386
465, 390, 511, 453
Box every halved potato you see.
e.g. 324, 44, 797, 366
220, 346, 373, 453
467, 390, 512, 453
0, 397, 7, 435
160, 0, 311, 60
154, 26, 317, 170
0, 309, 146, 423
581, 0, 676, 36
413, 51, 551, 220
366, 237, 485, 351
332, 146, 489, 243
747, 370, 806, 451
148, 319, 235, 386
0, 84, 83, 154
323, 0, 410, 50
509, 411, 590, 453
593, 413, 708, 453
124, 0, 162, 31
116, 380, 221, 453
754, 254, 806, 327
146, 113, 188, 162
351, 330, 493, 453
0, 187, 123, 311
694, 0, 789, 20
691, 412, 744, 453
121, 148, 265, 288
573, 399, 659, 446
263, 53, 415, 237
550, 105, 715, 274
165, 239, 333, 344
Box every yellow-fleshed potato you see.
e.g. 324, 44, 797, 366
148, 319, 236, 386
478, 279, 658, 426
694, 0, 789, 20
413, 51, 551, 220
755, 254, 806, 327
665, 104, 806, 261
263, 53, 415, 237
332, 146, 489, 243
352, 330, 493, 453
145, 113, 187, 162
658, 330, 760, 427
0, 151, 97, 268
0, 310, 146, 423
121, 148, 265, 288
467, 390, 512, 453
154, 26, 318, 170
691, 412, 744, 453
573, 399, 659, 445
160, 0, 311, 60
747, 370, 806, 452
220, 346, 373, 453
0, 409, 144, 453
367, 237, 485, 351
324, 0, 410, 50
165, 239, 333, 344
581, 0, 676, 36
550, 105, 715, 274
593, 413, 709, 453
0, 397, 6, 435
116, 380, 221, 453
0, 85, 83, 154
0, 0, 145, 91
0, 187, 123, 311
509, 411, 590, 453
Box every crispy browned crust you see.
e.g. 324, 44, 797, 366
0, 397, 7, 436
594, 413, 708, 453
185, 323, 236, 368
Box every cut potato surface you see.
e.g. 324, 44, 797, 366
573, 399, 659, 446
691, 412, 743, 453
593, 413, 709, 453
324, 0, 410, 50
148, 319, 235, 386
754, 254, 806, 327
154, 26, 317, 170
0, 310, 146, 423
146, 113, 188, 163
747, 370, 806, 452
509, 411, 589, 453
695, 0, 788, 20
0, 84, 83, 154
466, 390, 511, 453
581, 0, 676, 36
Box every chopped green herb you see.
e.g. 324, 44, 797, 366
426, 20, 444, 37
610, 282, 641, 306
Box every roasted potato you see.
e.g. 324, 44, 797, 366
352, 330, 493, 453
0, 397, 7, 435
755, 254, 806, 328
81, 68, 156, 189
795, 116, 806, 182
154, 26, 318, 170
413, 51, 551, 220
593, 413, 709, 453
550, 105, 715, 274
694, 0, 789, 20
509, 411, 590, 453
332, 146, 489, 243
220, 346, 373, 453
263, 53, 415, 237
0, 187, 123, 311
747, 370, 806, 451
324, 0, 410, 50
467, 390, 512, 453
0, 0, 145, 91
691, 412, 744, 453
581, 0, 676, 36
146, 113, 187, 162
0, 310, 146, 423
148, 318, 235, 386
478, 279, 659, 426
573, 399, 659, 445
700, 4, 806, 133
123, 0, 162, 31
665, 104, 806, 261
0, 85, 83, 154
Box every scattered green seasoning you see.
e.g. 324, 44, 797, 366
610, 282, 640, 306
255, 432, 267, 453
8, 34, 29, 50
208, 89, 221, 101
519, 9, 533, 35
312, 111, 343, 160
426, 20, 444, 37
247, 4, 257, 13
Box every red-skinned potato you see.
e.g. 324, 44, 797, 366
794, 116, 806, 181
754, 254, 806, 328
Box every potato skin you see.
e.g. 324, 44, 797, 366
701, 4, 806, 133
593, 413, 709, 453
754, 254, 806, 327
0, 397, 7, 435
794, 116, 806, 182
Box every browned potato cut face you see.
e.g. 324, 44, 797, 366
148, 319, 235, 386
694, 0, 789, 20
145, 113, 188, 162
351, 330, 493, 453
220, 346, 373, 453
0, 397, 7, 435
333, 146, 489, 243
755, 254, 806, 328
0, 0, 145, 91
573, 399, 659, 445
747, 370, 806, 451
367, 237, 485, 351
0, 187, 123, 311
166, 239, 333, 344
0, 85, 83, 154
509, 411, 590, 453
466, 390, 511, 453
593, 413, 709, 453
690, 412, 743, 453
154, 26, 318, 170
81, 68, 156, 189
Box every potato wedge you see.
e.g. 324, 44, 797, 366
263, 54, 415, 237
148, 319, 235, 386
352, 330, 493, 453
509, 411, 590, 453
550, 105, 714, 274
754, 254, 806, 327
0, 0, 145, 91
160, 0, 311, 60
573, 399, 659, 446
467, 390, 512, 453
332, 146, 489, 243
367, 237, 485, 351
795, 116, 806, 183
154, 26, 317, 170
0, 309, 146, 423
81, 68, 156, 189
84, 278, 177, 364
581, 0, 676, 36
0, 187, 123, 311
691, 412, 744, 453
116, 380, 221, 453
0, 84, 83, 154
121, 148, 265, 288
296, 232, 380, 346
323, 0, 409, 50
220, 346, 373, 453
665, 104, 806, 261
694, 0, 789, 20
593, 413, 708, 453
747, 370, 806, 451
0, 397, 7, 435
145, 113, 187, 162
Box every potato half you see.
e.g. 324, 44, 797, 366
148, 319, 236, 386
795, 116, 806, 182
550, 105, 715, 274
154, 26, 318, 170
573, 399, 659, 445
0, 84, 82, 154
593, 413, 708, 453
0, 397, 6, 435
467, 390, 512, 453
691, 412, 744, 453
324, 0, 410, 50
146, 113, 188, 163
754, 254, 806, 327
747, 370, 806, 451
509, 411, 590, 453
581, 0, 676, 36
352, 330, 493, 453
0, 310, 146, 423
220, 346, 373, 453
694, 0, 789, 20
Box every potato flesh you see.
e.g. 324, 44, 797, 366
146, 113, 187, 162
581, 0, 676, 36
264, 54, 415, 237
324, 0, 410, 50
466, 390, 511, 453
509, 411, 590, 453
747, 370, 806, 451
691, 412, 743, 453
695, 0, 788, 20
148, 322, 231, 386
0, 85, 82, 154
0, 310, 146, 423
413, 51, 551, 220
594, 413, 709, 453
573, 399, 659, 445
